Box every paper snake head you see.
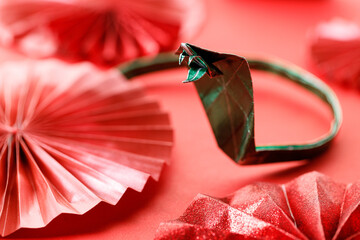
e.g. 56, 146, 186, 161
176, 43, 257, 164
176, 43, 221, 83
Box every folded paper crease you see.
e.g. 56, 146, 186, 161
155, 172, 360, 240
310, 18, 360, 90
0, 60, 173, 236
0, 0, 205, 67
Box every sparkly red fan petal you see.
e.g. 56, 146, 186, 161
310, 18, 360, 90
0, 60, 173, 236
155, 172, 360, 240
0, 0, 204, 68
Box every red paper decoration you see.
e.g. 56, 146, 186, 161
310, 18, 360, 90
0, 0, 204, 68
0, 59, 173, 236
155, 172, 360, 239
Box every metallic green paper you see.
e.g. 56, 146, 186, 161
120, 43, 342, 165
177, 43, 256, 163
176, 43, 342, 165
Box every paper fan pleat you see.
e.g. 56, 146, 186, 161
0, 60, 173, 236
0, 0, 205, 67
156, 172, 360, 240
310, 18, 360, 90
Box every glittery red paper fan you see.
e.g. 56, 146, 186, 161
310, 18, 360, 90
0, 0, 204, 68
155, 172, 360, 240
0, 60, 173, 236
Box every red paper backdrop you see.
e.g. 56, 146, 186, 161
1, 0, 360, 239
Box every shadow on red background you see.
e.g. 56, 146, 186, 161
8, 175, 165, 238
7, 159, 323, 239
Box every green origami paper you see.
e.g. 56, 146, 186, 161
120, 43, 342, 165
176, 43, 342, 165
177, 44, 256, 163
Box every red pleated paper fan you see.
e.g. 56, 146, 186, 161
0, 0, 204, 68
155, 172, 360, 240
310, 18, 360, 90
0, 59, 173, 236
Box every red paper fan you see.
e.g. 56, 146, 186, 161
0, 0, 204, 68
310, 18, 360, 90
155, 172, 360, 240
0, 59, 173, 236
0, 23, 11, 47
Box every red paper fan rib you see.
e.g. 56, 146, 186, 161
0, 60, 173, 236
0, 0, 204, 68
309, 18, 360, 90
155, 172, 360, 240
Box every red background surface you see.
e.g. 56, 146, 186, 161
2, 0, 360, 239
